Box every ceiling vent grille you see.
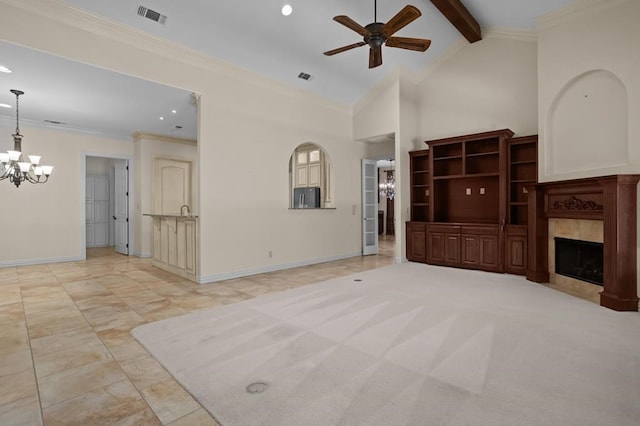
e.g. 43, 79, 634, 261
297, 72, 312, 81
137, 5, 167, 24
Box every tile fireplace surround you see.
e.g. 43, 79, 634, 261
526, 175, 640, 311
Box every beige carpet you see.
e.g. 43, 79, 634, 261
132, 263, 640, 425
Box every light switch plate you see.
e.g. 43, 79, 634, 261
466, 188, 471, 195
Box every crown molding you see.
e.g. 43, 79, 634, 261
536, 0, 627, 31
0, 0, 351, 116
133, 132, 196, 145
484, 27, 537, 42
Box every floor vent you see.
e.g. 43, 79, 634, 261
137, 6, 167, 24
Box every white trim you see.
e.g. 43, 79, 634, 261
198, 252, 362, 284
0, 255, 83, 268
132, 251, 152, 258
483, 27, 537, 42
82, 151, 135, 258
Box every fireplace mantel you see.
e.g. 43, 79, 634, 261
526, 175, 640, 311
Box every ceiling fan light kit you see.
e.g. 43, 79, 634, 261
324, 1, 431, 69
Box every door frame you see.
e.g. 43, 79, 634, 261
362, 159, 379, 255
81, 152, 135, 259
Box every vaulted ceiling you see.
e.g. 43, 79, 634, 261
0, 0, 575, 141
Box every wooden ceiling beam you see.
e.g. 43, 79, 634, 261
429, 0, 482, 43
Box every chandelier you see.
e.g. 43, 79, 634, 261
0, 90, 53, 188
379, 159, 395, 200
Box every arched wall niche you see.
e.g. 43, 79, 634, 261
546, 69, 628, 176
288, 143, 335, 209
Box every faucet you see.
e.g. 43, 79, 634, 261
180, 204, 190, 216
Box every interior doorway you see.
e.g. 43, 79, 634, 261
83, 154, 132, 257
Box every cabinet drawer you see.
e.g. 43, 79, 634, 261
428, 223, 461, 234
460, 225, 499, 235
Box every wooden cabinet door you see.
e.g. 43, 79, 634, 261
444, 233, 461, 264
505, 225, 527, 275
427, 231, 445, 264
479, 235, 499, 271
461, 234, 479, 266
406, 222, 427, 263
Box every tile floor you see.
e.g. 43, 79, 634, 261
0, 234, 598, 425
0, 237, 395, 425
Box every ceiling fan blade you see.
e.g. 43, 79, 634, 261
324, 42, 367, 56
369, 46, 382, 69
383, 5, 422, 37
333, 15, 369, 37
386, 37, 431, 52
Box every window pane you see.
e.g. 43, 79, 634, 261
309, 150, 320, 162
297, 152, 307, 164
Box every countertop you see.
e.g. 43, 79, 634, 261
143, 213, 198, 218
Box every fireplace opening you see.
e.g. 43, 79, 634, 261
554, 237, 604, 286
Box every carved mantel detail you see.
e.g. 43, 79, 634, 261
552, 196, 603, 212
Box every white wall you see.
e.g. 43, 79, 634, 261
0, 125, 133, 265
537, 0, 640, 182
353, 74, 400, 142
0, 1, 365, 279
417, 35, 539, 140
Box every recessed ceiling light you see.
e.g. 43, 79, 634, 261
281, 4, 292, 16
0, 65, 12, 73
0, 103, 11, 108
159, 116, 164, 120
171, 110, 177, 114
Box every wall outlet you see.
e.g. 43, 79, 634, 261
268, 250, 272, 258
466, 187, 471, 195
480, 187, 485, 195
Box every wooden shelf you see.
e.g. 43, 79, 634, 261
433, 172, 499, 180
466, 151, 499, 158
433, 155, 463, 161
508, 135, 538, 226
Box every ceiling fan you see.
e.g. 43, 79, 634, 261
323, 1, 431, 69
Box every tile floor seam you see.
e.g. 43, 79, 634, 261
21, 273, 48, 426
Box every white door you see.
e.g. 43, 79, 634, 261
114, 161, 129, 255
362, 159, 378, 255
86, 176, 110, 247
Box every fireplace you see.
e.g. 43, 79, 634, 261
526, 175, 640, 311
554, 237, 603, 286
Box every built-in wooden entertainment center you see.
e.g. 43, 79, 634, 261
406, 128, 640, 312
407, 129, 536, 275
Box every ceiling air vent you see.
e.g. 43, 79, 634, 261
137, 5, 167, 24
297, 72, 312, 81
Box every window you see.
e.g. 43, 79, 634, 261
289, 143, 334, 209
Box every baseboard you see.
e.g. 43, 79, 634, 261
132, 251, 152, 258
0, 255, 84, 268
198, 252, 362, 284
